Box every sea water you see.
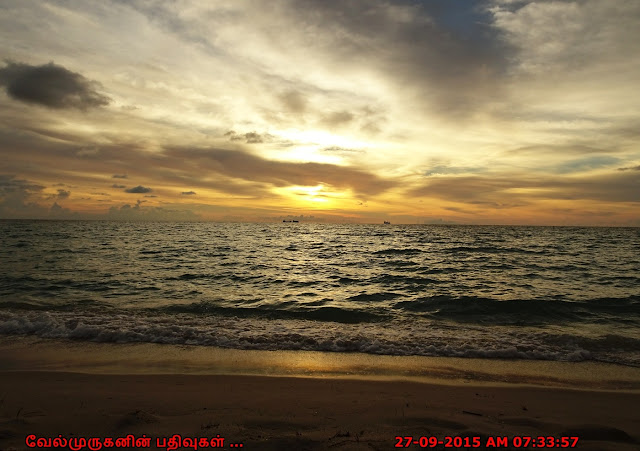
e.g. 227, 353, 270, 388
1, 221, 638, 366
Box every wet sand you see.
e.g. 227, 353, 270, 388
0, 338, 639, 450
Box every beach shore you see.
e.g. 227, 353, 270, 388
1, 338, 639, 450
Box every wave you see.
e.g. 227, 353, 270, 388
3, 292, 638, 327
393, 295, 640, 325
160, 301, 387, 323
1, 309, 637, 365
347, 292, 403, 302
445, 246, 549, 255
373, 248, 422, 255
371, 274, 442, 286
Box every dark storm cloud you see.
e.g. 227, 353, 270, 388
618, 165, 640, 171
125, 185, 153, 193
0, 61, 110, 110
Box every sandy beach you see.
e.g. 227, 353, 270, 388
1, 338, 639, 450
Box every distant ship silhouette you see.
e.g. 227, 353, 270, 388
383, 221, 390, 224
283, 220, 299, 223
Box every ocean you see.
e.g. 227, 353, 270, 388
1, 221, 639, 366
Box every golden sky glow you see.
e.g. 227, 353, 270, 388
0, 0, 639, 224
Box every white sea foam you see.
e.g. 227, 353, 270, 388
1, 309, 637, 365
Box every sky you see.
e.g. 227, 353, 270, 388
0, 0, 639, 225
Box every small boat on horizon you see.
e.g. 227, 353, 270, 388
383, 221, 391, 224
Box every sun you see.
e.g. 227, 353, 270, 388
298, 185, 328, 203
272, 184, 352, 208
285, 184, 329, 203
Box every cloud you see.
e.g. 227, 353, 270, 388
284, 0, 510, 118
0, 127, 272, 199
507, 144, 618, 156
1, 0, 636, 225
119, 0, 509, 121
409, 170, 640, 204
244, 132, 266, 144
320, 111, 354, 129
554, 156, 621, 174
424, 165, 485, 177
108, 203, 200, 221
165, 146, 395, 197
181, 191, 196, 195
488, 0, 640, 75
49, 202, 74, 218
224, 130, 273, 144
0, 61, 110, 110
321, 146, 364, 154
0, 122, 393, 200
0, 175, 44, 196
56, 189, 70, 199
125, 185, 152, 193
0, 175, 47, 218
224, 131, 244, 141
279, 90, 307, 114
486, 0, 640, 128
0, 174, 200, 220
